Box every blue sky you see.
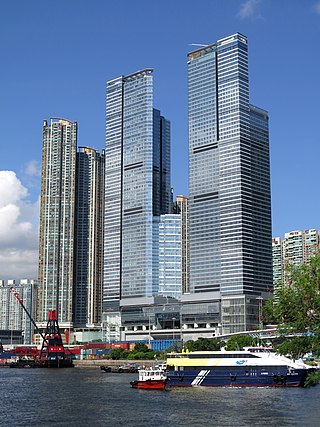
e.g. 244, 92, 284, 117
1, 0, 320, 279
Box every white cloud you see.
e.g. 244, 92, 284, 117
237, 0, 262, 19
314, 1, 320, 14
25, 160, 41, 177
0, 249, 39, 281
0, 171, 39, 281
0, 170, 28, 207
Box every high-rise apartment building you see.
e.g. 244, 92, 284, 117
0, 279, 38, 344
284, 229, 320, 266
272, 237, 285, 288
187, 33, 272, 333
74, 147, 105, 327
273, 229, 320, 288
38, 118, 77, 327
104, 70, 171, 324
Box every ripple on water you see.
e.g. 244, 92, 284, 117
1, 369, 320, 427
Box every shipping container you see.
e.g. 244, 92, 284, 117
111, 343, 130, 350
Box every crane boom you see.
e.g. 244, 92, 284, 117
9, 287, 47, 343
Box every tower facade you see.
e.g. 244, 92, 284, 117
0, 279, 38, 344
284, 229, 320, 267
38, 118, 77, 326
273, 229, 320, 289
188, 34, 272, 332
272, 237, 285, 289
74, 147, 105, 327
158, 213, 182, 300
104, 69, 171, 316
174, 195, 189, 294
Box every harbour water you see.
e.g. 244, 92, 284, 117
1, 368, 320, 427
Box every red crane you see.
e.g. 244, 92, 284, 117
39, 309, 74, 367
10, 287, 74, 368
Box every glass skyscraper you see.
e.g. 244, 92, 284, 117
188, 33, 272, 332
104, 69, 171, 319
175, 195, 189, 294
158, 214, 182, 301
38, 118, 77, 327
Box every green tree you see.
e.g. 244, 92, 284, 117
266, 254, 320, 335
133, 342, 149, 353
109, 348, 128, 360
184, 338, 224, 351
264, 253, 320, 386
225, 335, 259, 351
154, 350, 165, 360
265, 253, 320, 341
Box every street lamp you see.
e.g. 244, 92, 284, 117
172, 317, 176, 341
179, 314, 183, 348
256, 296, 263, 330
148, 312, 151, 346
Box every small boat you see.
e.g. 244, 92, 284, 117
100, 365, 111, 372
130, 364, 167, 390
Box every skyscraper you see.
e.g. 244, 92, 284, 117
74, 147, 105, 327
104, 69, 171, 326
175, 195, 189, 294
158, 213, 182, 300
38, 118, 77, 327
187, 33, 272, 333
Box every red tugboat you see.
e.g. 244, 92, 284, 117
9, 287, 73, 368
130, 364, 167, 390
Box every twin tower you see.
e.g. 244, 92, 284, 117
38, 33, 272, 338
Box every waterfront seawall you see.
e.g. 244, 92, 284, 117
73, 359, 163, 369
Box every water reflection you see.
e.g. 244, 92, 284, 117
0, 369, 320, 426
